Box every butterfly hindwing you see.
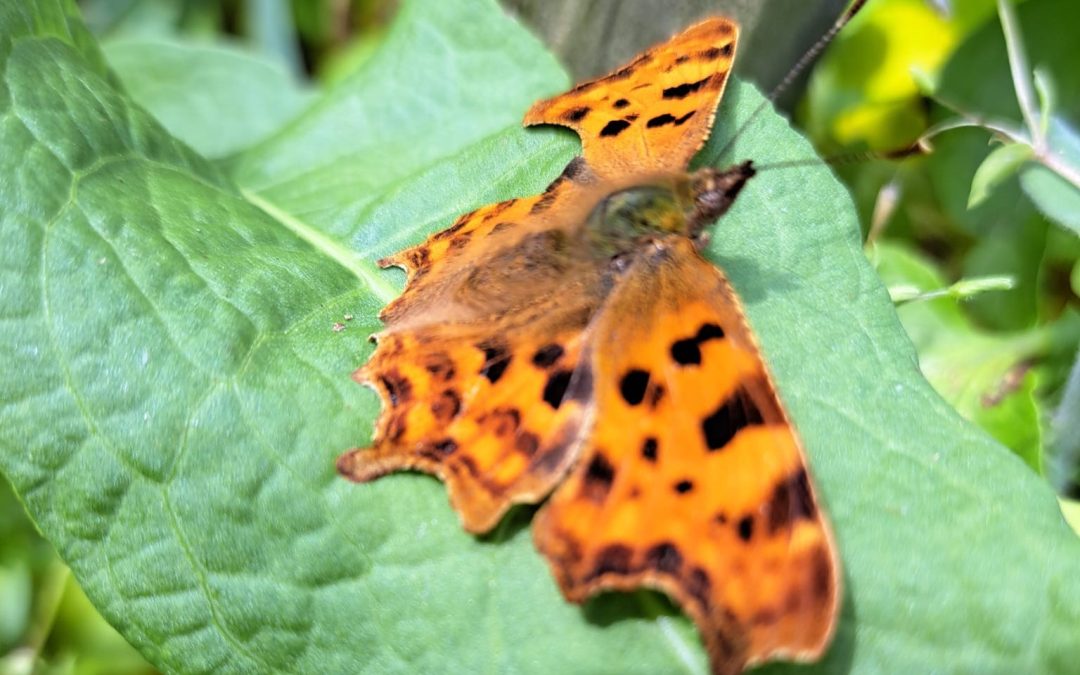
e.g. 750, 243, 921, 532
532, 237, 840, 674
340, 176, 613, 533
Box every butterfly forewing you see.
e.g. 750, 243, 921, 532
524, 18, 738, 181
533, 238, 840, 673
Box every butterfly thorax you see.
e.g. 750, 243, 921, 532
584, 161, 756, 259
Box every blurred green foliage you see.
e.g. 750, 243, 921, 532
800, 0, 1080, 496
2, 0, 1076, 672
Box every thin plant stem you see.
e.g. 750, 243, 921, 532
997, 0, 1043, 148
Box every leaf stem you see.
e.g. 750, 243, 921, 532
997, 0, 1042, 149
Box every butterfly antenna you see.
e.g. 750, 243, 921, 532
715, 0, 869, 161
753, 141, 927, 171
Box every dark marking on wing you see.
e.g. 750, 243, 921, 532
583, 453, 616, 502
674, 479, 694, 494
515, 430, 540, 456
767, 468, 816, 535
486, 407, 520, 437
379, 369, 411, 407
670, 337, 702, 365
530, 187, 560, 214
600, 119, 632, 137
662, 76, 711, 100
702, 392, 764, 451
645, 542, 683, 574
591, 543, 633, 577
385, 412, 406, 443
433, 438, 458, 456
430, 389, 461, 423
478, 342, 511, 384
564, 106, 590, 122
641, 437, 658, 462
424, 353, 455, 381
532, 343, 564, 368
543, 369, 574, 409
560, 155, 589, 182
620, 369, 650, 405
737, 515, 754, 542
480, 198, 516, 223
810, 545, 834, 600
646, 111, 696, 128
612, 98, 630, 109
697, 323, 725, 341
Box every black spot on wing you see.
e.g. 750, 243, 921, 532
583, 452, 616, 502
766, 468, 816, 535
486, 407, 520, 437
641, 437, 658, 462
424, 353, 455, 381
670, 338, 702, 365
433, 439, 458, 456
700, 43, 733, 60
620, 369, 650, 405
662, 76, 711, 100
613, 98, 630, 109
674, 479, 694, 494
591, 543, 633, 578
478, 342, 511, 384
737, 515, 754, 542
430, 389, 461, 423
543, 369, 573, 409
532, 343, 564, 368
647, 111, 696, 128
600, 119, 632, 137
696, 323, 725, 342
379, 369, 412, 407
515, 431, 540, 457
645, 542, 683, 574
564, 106, 590, 122
702, 391, 764, 451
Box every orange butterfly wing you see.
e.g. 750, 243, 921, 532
338, 183, 612, 533
524, 17, 738, 180
533, 237, 840, 674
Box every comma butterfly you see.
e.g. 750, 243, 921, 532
338, 15, 841, 675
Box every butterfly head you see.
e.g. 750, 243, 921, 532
584, 160, 756, 260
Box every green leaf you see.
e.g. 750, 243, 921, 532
872, 242, 1057, 472
1021, 164, 1080, 235
2, 2, 1080, 675
103, 37, 314, 159
1021, 115, 1080, 235
968, 142, 1033, 209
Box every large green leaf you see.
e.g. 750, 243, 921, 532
103, 37, 313, 159
2, 1, 1079, 674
